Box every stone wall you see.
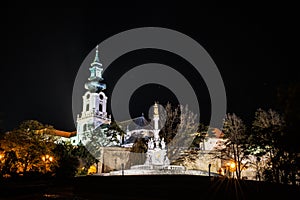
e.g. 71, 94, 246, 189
196, 151, 222, 173
97, 147, 223, 174
97, 147, 146, 173
97, 147, 258, 179
181, 150, 222, 173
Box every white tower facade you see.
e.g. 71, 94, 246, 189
72, 46, 111, 145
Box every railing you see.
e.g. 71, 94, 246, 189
130, 165, 153, 170
78, 112, 110, 121
130, 164, 186, 171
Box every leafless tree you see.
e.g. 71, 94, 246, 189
216, 113, 249, 179
158, 103, 200, 163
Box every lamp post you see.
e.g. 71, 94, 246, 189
42, 154, 54, 174
226, 160, 236, 178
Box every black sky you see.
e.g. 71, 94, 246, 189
0, 5, 298, 132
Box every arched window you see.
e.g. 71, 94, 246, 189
86, 104, 90, 111
99, 103, 102, 112
83, 124, 87, 132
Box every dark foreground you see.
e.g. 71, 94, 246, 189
1, 175, 299, 200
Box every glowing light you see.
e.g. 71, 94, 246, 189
230, 162, 236, 169
88, 165, 97, 174
42, 154, 53, 162
226, 160, 236, 172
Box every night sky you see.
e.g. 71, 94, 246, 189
0, 5, 298, 132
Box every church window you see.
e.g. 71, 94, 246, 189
99, 93, 104, 100
86, 94, 90, 99
99, 103, 102, 112
86, 104, 90, 111
83, 124, 87, 131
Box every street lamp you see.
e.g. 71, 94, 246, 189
229, 162, 236, 170
41, 154, 54, 174
226, 160, 236, 178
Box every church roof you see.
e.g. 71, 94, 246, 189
117, 115, 154, 132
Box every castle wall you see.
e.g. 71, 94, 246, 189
97, 147, 146, 173
179, 150, 222, 173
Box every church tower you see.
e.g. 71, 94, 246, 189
73, 46, 111, 145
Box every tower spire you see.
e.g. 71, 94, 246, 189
84, 45, 106, 92
91, 45, 102, 67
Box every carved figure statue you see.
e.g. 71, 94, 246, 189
148, 138, 154, 150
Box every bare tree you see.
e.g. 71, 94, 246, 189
216, 113, 249, 179
158, 103, 200, 163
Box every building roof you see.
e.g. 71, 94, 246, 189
35, 128, 77, 138
211, 128, 224, 138
117, 115, 154, 132
50, 129, 77, 138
